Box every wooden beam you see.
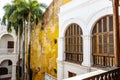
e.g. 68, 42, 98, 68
113, 0, 120, 67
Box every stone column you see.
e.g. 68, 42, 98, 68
57, 37, 65, 80
13, 38, 17, 53
11, 64, 16, 80
82, 35, 93, 67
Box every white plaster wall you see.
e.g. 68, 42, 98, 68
0, 34, 13, 48
0, 55, 18, 80
0, 74, 11, 79
63, 62, 97, 79
59, 0, 112, 37
0, 19, 18, 80
58, 0, 114, 79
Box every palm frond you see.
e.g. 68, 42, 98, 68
7, 22, 12, 32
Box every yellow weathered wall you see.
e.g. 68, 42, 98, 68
29, 0, 61, 80
28, 0, 72, 80
30, 22, 45, 80
62, 0, 72, 5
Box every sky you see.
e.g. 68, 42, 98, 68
0, 0, 53, 20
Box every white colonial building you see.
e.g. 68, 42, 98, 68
0, 22, 20, 80
58, 0, 120, 80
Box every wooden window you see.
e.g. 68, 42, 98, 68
8, 41, 14, 52
65, 23, 83, 64
8, 41, 14, 48
92, 15, 114, 67
68, 72, 76, 78
8, 60, 12, 66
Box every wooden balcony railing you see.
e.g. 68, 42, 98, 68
65, 53, 83, 64
93, 54, 114, 67
83, 68, 120, 80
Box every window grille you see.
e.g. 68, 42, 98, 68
92, 15, 114, 67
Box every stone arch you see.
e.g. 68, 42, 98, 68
0, 59, 13, 65
0, 33, 14, 52
60, 18, 87, 38
91, 14, 113, 33
0, 32, 17, 53
87, 6, 113, 35
0, 31, 16, 40
0, 57, 17, 66
64, 23, 83, 36
1, 34, 14, 41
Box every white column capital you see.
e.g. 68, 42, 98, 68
12, 64, 17, 67
57, 59, 64, 64
81, 35, 92, 40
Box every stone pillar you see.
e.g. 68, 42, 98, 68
82, 35, 93, 67
57, 60, 64, 80
57, 37, 64, 80
11, 64, 16, 80
13, 38, 17, 53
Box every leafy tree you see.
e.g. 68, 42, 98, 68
2, 0, 47, 80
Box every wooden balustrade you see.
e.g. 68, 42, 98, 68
65, 53, 83, 64
83, 68, 120, 80
93, 54, 114, 67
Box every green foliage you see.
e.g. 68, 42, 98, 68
2, 0, 47, 36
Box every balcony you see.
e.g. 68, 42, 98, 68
0, 48, 14, 54
93, 54, 115, 67
64, 68, 120, 80
65, 53, 83, 64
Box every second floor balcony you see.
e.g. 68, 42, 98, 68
64, 67, 120, 80
0, 48, 14, 54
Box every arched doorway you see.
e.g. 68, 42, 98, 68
92, 15, 114, 67
0, 60, 12, 80
0, 67, 8, 75
65, 23, 83, 64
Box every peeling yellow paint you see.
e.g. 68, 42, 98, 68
62, 0, 72, 5
26, 0, 62, 80
30, 24, 58, 80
